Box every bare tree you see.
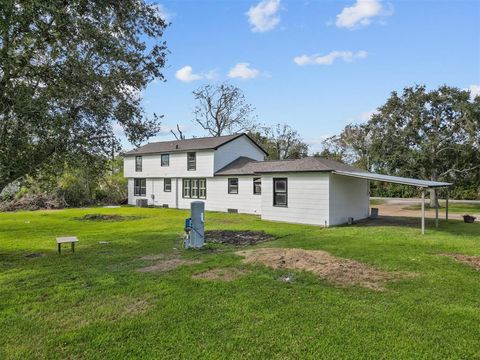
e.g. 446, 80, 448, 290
250, 124, 309, 160
192, 83, 257, 137
170, 124, 186, 140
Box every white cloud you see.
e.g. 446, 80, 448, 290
336, 0, 391, 30
154, 4, 173, 22
467, 84, 480, 100
294, 50, 368, 66
347, 109, 377, 124
246, 0, 281, 33
228, 63, 261, 79
175, 66, 205, 83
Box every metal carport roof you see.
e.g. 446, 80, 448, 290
332, 170, 452, 188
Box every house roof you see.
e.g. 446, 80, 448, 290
215, 156, 364, 175
123, 133, 268, 156
215, 157, 452, 188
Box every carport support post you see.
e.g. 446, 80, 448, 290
434, 188, 439, 228
421, 190, 425, 235
445, 191, 449, 221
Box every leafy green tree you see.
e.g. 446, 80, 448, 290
0, 0, 168, 193
324, 85, 480, 203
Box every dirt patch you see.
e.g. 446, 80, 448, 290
206, 230, 274, 245
24, 253, 45, 259
192, 267, 249, 281
75, 214, 142, 221
137, 258, 200, 273
237, 248, 408, 290
439, 253, 480, 271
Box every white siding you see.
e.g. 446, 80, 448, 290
260, 173, 330, 226
329, 174, 369, 225
128, 178, 179, 208
124, 150, 214, 178
177, 176, 261, 214
214, 135, 265, 172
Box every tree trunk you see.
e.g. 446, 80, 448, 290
429, 171, 440, 208
429, 188, 439, 209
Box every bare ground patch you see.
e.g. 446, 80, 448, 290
192, 267, 250, 281
439, 253, 480, 271
75, 214, 143, 221
206, 230, 274, 245
137, 258, 201, 273
237, 248, 411, 290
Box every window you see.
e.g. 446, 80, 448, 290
273, 178, 287, 207
134, 178, 146, 196
161, 154, 170, 167
191, 179, 199, 198
199, 179, 206, 199
164, 178, 172, 192
253, 177, 261, 195
228, 178, 239, 194
183, 179, 191, 198
182, 178, 206, 199
135, 156, 142, 172
187, 152, 196, 171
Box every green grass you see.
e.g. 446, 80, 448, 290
1, 207, 480, 359
404, 201, 480, 214
370, 198, 387, 205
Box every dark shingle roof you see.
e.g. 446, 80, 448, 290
124, 133, 267, 156
215, 156, 365, 175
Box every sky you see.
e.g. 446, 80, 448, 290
127, 0, 480, 152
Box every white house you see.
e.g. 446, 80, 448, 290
123, 133, 450, 227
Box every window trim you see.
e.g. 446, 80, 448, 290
134, 178, 146, 196
228, 178, 239, 194
187, 152, 196, 171
161, 154, 170, 167
182, 178, 206, 199
253, 177, 261, 195
164, 178, 172, 192
135, 156, 142, 172
273, 178, 288, 207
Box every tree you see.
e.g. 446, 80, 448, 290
367, 85, 479, 205
170, 124, 186, 140
321, 124, 371, 169
193, 83, 256, 137
0, 1, 168, 193
250, 124, 309, 160
325, 85, 480, 204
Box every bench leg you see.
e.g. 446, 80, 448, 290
71, 242, 75, 253
58, 243, 61, 254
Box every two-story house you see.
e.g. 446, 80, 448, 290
123, 133, 450, 227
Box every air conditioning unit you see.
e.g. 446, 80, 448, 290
136, 199, 148, 207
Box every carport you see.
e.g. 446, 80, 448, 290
333, 171, 452, 234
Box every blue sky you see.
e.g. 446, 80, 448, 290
130, 0, 480, 152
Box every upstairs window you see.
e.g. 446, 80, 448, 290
134, 178, 146, 196
161, 154, 170, 167
164, 178, 172, 192
253, 177, 261, 195
187, 152, 196, 171
228, 178, 239, 194
135, 156, 142, 172
273, 178, 287, 207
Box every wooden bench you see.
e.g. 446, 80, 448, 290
56, 236, 78, 254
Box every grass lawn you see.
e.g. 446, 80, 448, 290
404, 201, 480, 214
1, 207, 479, 359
